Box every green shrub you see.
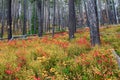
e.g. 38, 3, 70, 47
67, 44, 86, 57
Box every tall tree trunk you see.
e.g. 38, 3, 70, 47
84, 1, 89, 27
44, 1, 47, 32
7, 0, 12, 40
106, 0, 115, 24
68, 0, 76, 39
52, 0, 56, 37
1, 0, 4, 38
118, 0, 120, 23
112, 0, 117, 24
34, 1, 37, 34
87, 0, 100, 46
78, 0, 83, 27
42, 0, 45, 32
105, 0, 110, 24
57, 0, 61, 31
61, 7, 64, 30
98, 0, 104, 25
47, 0, 50, 32
23, 0, 27, 35
37, 0, 43, 37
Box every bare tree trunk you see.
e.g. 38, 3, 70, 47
69, 0, 76, 39
47, 0, 50, 32
57, 0, 61, 31
118, 0, 120, 23
52, 0, 56, 37
23, 0, 27, 35
78, 0, 83, 27
112, 0, 117, 24
7, 0, 12, 40
1, 0, 4, 38
34, 1, 37, 34
37, 0, 43, 37
84, 1, 89, 27
105, 0, 110, 24
98, 0, 104, 25
87, 0, 100, 46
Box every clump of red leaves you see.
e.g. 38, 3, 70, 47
52, 40, 69, 48
8, 40, 17, 47
5, 63, 21, 75
37, 48, 49, 57
41, 36, 49, 43
77, 37, 90, 47
33, 76, 41, 80
16, 50, 27, 67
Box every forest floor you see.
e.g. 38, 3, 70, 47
0, 25, 120, 80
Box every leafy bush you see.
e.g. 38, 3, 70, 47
67, 44, 86, 57
0, 26, 120, 80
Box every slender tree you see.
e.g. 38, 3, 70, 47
47, 0, 50, 32
97, 0, 104, 25
87, 0, 100, 46
68, 0, 76, 39
112, 0, 117, 24
78, 0, 83, 27
1, 0, 4, 38
34, 1, 37, 34
23, 0, 27, 35
37, 0, 43, 37
84, 0, 89, 27
52, 0, 56, 37
57, 0, 61, 31
118, 0, 120, 23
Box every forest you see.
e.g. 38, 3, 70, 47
0, 0, 120, 80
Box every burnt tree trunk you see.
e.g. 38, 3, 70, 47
1, 0, 4, 38
68, 0, 76, 39
52, 0, 56, 37
37, 0, 43, 37
7, 0, 12, 40
87, 0, 101, 46
47, 0, 50, 32
23, 0, 27, 35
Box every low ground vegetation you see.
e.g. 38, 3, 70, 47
0, 26, 120, 80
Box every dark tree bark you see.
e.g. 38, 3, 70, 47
7, 0, 12, 40
61, 7, 64, 30
44, 1, 47, 32
34, 1, 37, 34
106, 0, 116, 24
87, 0, 100, 46
23, 0, 27, 35
68, 0, 76, 39
118, 0, 120, 23
47, 0, 50, 32
52, 0, 56, 37
37, 0, 43, 37
57, 0, 61, 31
1, 0, 4, 38
42, 0, 44, 32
